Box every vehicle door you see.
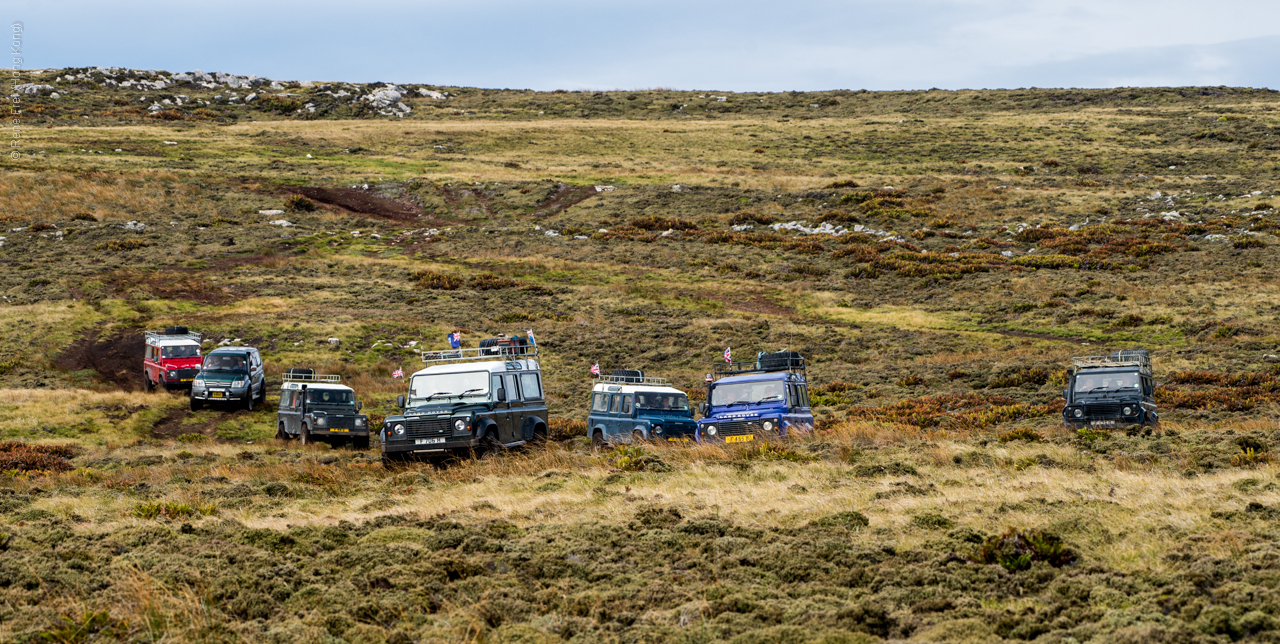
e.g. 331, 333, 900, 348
489, 374, 511, 442
518, 372, 544, 441
605, 394, 623, 441
589, 392, 609, 437
278, 389, 296, 434
144, 345, 156, 382
251, 351, 264, 398
620, 395, 637, 440
504, 373, 524, 442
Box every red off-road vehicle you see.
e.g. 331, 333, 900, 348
143, 327, 203, 391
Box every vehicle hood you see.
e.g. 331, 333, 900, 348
160, 357, 202, 369
704, 401, 788, 419
197, 371, 247, 383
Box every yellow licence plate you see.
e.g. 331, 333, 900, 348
666, 437, 690, 442
329, 429, 348, 432
180, 379, 192, 382
725, 435, 754, 443
210, 392, 224, 398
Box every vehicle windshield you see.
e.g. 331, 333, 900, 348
201, 354, 248, 372
409, 371, 489, 403
307, 389, 355, 405
711, 380, 787, 406
635, 392, 690, 411
1074, 371, 1141, 392
161, 345, 199, 359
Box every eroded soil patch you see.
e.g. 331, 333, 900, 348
54, 328, 143, 389
295, 186, 424, 222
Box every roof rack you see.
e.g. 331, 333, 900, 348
1073, 350, 1152, 372
594, 375, 672, 387
421, 345, 539, 366
282, 372, 342, 384
145, 330, 202, 344
713, 353, 807, 380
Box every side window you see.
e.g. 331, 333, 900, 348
280, 391, 292, 409
609, 394, 621, 414
592, 392, 609, 412
492, 375, 505, 400
520, 373, 542, 400
505, 374, 521, 401
801, 385, 810, 408
621, 395, 633, 415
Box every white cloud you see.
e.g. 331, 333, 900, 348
19, 0, 1280, 90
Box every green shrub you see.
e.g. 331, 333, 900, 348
285, 194, 316, 212
411, 270, 463, 290
969, 528, 1076, 571
261, 95, 302, 112
94, 239, 150, 252
998, 428, 1043, 443
1232, 236, 1266, 249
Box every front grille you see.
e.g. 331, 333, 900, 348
1082, 403, 1124, 419
404, 418, 452, 439
172, 368, 198, 379
717, 420, 764, 437
320, 415, 357, 430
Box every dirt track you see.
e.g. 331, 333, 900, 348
54, 329, 144, 390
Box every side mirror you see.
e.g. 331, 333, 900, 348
698, 402, 708, 416
497, 389, 507, 402
396, 394, 405, 409
356, 401, 363, 411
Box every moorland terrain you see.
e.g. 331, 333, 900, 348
1, 67, 1280, 642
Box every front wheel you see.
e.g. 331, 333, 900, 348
244, 391, 255, 412
354, 437, 370, 450
276, 423, 287, 440
300, 424, 312, 445
592, 430, 606, 450
143, 373, 154, 392
190, 397, 203, 411
632, 430, 647, 445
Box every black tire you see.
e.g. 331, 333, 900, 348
245, 390, 254, 412
190, 397, 203, 411
355, 437, 370, 450
143, 373, 154, 392
592, 430, 606, 450
611, 369, 643, 383
632, 430, 647, 445
164, 326, 188, 335
256, 380, 266, 404
531, 423, 549, 445
300, 424, 312, 445
381, 452, 401, 468
276, 423, 287, 440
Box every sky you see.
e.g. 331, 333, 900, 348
9, 0, 1280, 92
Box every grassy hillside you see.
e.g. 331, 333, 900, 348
1, 69, 1279, 642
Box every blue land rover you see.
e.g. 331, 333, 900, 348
587, 370, 697, 447
696, 351, 814, 443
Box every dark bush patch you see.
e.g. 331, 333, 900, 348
0, 441, 79, 473
969, 528, 1077, 571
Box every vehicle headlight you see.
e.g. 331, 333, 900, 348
394, 423, 405, 435
454, 419, 467, 432
762, 420, 774, 432
653, 424, 663, 434
706, 425, 717, 436
314, 416, 326, 426
193, 379, 204, 387
355, 417, 365, 427
232, 378, 247, 387
1123, 406, 1133, 416
167, 370, 177, 378
1073, 409, 1083, 418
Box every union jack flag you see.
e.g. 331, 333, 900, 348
724, 347, 732, 363
392, 367, 404, 379
527, 329, 536, 345
447, 331, 462, 349
590, 363, 600, 376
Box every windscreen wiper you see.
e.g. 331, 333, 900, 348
421, 391, 454, 403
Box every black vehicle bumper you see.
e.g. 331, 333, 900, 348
193, 390, 249, 402
162, 380, 194, 390
1063, 412, 1157, 429
382, 437, 478, 455
315, 429, 370, 438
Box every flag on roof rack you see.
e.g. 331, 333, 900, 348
590, 363, 600, 376
392, 367, 404, 379
448, 331, 462, 349
724, 347, 732, 363
527, 329, 536, 345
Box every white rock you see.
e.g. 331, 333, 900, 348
123, 221, 146, 231
49, 92, 60, 99
268, 220, 294, 227
1001, 250, 1014, 257
671, 184, 688, 193
259, 209, 285, 215
418, 89, 446, 99
163, 141, 177, 145
300, 80, 314, 87
306, 154, 312, 158
544, 230, 560, 237
594, 185, 616, 192
245, 93, 257, 102
327, 337, 340, 346
732, 224, 755, 231
1264, 355, 1280, 364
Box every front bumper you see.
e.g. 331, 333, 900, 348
382, 436, 478, 455
162, 379, 194, 390
192, 387, 249, 402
